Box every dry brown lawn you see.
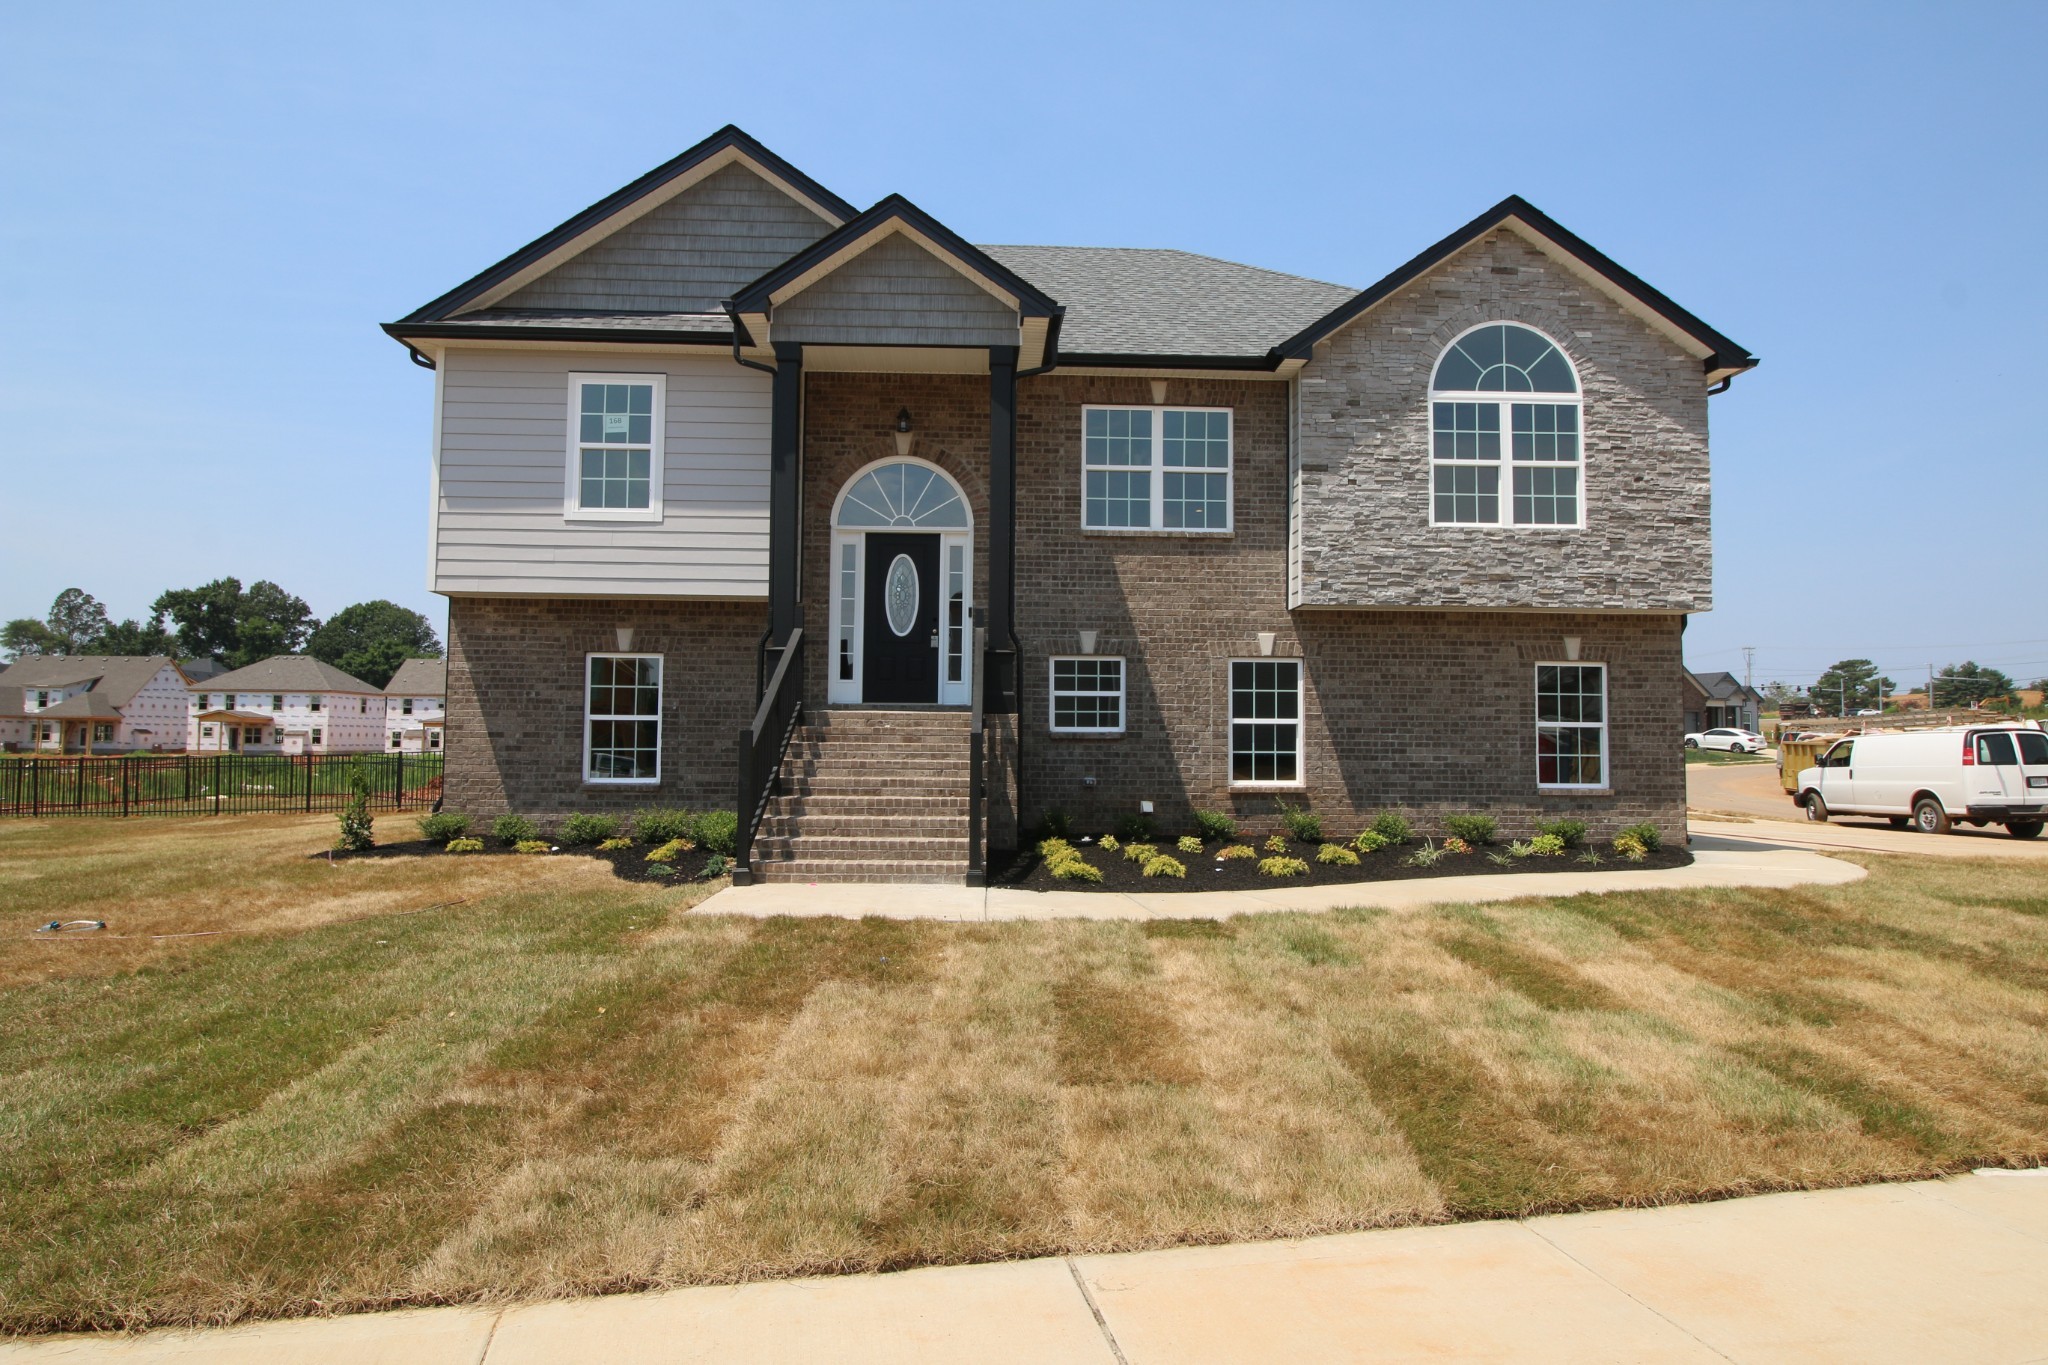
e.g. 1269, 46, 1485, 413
1, 813, 2045, 1333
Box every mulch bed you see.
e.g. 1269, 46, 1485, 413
988, 839, 1692, 893
315, 838, 727, 885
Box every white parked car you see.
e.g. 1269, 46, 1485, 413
1685, 727, 1768, 753
1793, 724, 2048, 838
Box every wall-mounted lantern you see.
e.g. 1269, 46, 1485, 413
894, 408, 914, 457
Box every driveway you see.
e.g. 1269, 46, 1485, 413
1689, 756, 2048, 858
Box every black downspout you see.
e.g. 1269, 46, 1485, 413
768, 341, 804, 649
986, 346, 1020, 713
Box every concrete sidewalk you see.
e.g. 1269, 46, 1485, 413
694, 839, 1862, 920
10, 1170, 2047, 1362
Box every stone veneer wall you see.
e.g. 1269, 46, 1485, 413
444, 596, 764, 819
1294, 228, 1713, 612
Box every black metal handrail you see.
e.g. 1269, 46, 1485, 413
965, 627, 987, 886
734, 628, 804, 885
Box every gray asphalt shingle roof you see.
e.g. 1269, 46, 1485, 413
199, 656, 381, 694
979, 246, 1357, 359
383, 658, 447, 696
0, 655, 180, 708
434, 309, 732, 333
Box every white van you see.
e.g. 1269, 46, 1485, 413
1794, 724, 2048, 838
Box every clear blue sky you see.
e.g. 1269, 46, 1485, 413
4, 2, 2042, 691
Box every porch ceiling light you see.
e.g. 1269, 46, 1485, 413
893, 408, 914, 457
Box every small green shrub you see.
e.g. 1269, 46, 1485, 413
1316, 842, 1360, 866
1537, 818, 1589, 849
1613, 833, 1650, 862
1508, 840, 1536, 858
1123, 842, 1157, 865
1257, 855, 1310, 878
1037, 807, 1073, 840
597, 837, 633, 851
1617, 822, 1662, 853
560, 813, 620, 847
632, 807, 695, 846
1403, 840, 1446, 868
1486, 850, 1515, 867
1114, 812, 1157, 843
1052, 856, 1103, 883
1217, 844, 1255, 861
1192, 809, 1236, 842
1141, 854, 1186, 878
513, 839, 551, 855
1176, 834, 1204, 855
699, 853, 731, 880
444, 837, 483, 854
695, 810, 739, 856
1098, 834, 1121, 854
1368, 811, 1413, 845
1529, 833, 1567, 857
1575, 849, 1604, 866
1278, 802, 1323, 844
1353, 830, 1390, 854
416, 811, 470, 843
335, 773, 374, 852
1263, 833, 1289, 854
1443, 813, 1497, 845
492, 813, 538, 845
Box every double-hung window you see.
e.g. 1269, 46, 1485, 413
566, 373, 665, 521
1229, 660, 1302, 786
1429, 324, 1582, 527
584, 654, 661, 783
1082, 406, 1232, 532
1536, 663, 1606, 788
1049, 657, 1125, 734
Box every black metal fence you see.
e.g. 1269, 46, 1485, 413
0, 752, 444, 817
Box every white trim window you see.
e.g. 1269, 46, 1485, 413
1229, 659, 1302, 786
565, 373, 665, 522
1082, 405, 1233, 532
1049, 657, 1125, 734
1429, 324, 1582, 527
1536, 663, 1607, 789
584, 653, 662, 783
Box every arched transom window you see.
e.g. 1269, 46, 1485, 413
1429, 323, 1582, 527
834, 460, 971, 528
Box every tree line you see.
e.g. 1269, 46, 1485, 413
1763, 658, 2041, 714
2, 581, 442, 690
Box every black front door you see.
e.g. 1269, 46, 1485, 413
863, 533, 940, 703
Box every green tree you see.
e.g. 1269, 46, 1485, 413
306, 600, 442, 689
1, 618, 61, 660
1812, 658, 1893, 714
92, 618, 179, 655
1932, 661, 2017, 709
46, 589, 111, 652
151, 578, 316, 668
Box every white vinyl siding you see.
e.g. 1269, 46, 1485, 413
434, 349, 771, 597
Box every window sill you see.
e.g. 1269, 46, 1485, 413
1230, 781, 1307, 792
1048, 730, 1126, 741
583, 778, 661, 787
1428, 522, 1585, 532
564, 512, 663, 525
1538, 787, 1613, 797
1080, 527, 1234, 539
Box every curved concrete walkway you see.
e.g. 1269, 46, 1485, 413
696, 838, 1862, 921
8, 1170, 2046, 1362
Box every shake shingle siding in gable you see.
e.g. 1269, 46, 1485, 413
498, 163, 837, 316
435, 349, 771, 598
771, 234, 1020, 348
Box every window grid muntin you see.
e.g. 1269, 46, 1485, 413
1083, 406, 1232, 532
1050, 656, 1125, 733
1229, 659, 1302, 785
1430, 326, 1582, 529
1536, 662, 1607, 788
946, 545, 965, 685
585, 653, 662, 783
567, 373, 662, 521
837, 542, 858, 682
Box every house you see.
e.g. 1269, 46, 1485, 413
0, 655, 195, 753
1683, 670, 1764, 733
187, 657, 385, 753
382, 657, 447, 752
384, 126, 1756, 883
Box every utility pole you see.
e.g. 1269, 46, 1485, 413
1742, 646, 1755, 693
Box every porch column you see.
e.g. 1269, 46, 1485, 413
768, 341, 804, 647
986, 345, 1019, 712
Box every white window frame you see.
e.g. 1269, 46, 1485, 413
1535, 661, 1608, 791
1048, 656, 1127, 735
309, 695, 322, 712
1428, 323, 1584, 530
583, 652, 663, 785
1080, 405, 1234, 535
564, 372, 666, 524
1227, 658, 1305, 789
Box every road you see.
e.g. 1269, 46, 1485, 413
1688, 754, 2048, 857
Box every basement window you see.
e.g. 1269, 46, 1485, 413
1049, 657, 1125, 735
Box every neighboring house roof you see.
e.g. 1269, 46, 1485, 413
199, 656, 381, 694
1689, 670, 1763, 703
979, 246, 1356, 363
0, 655, 180, 708
196, 710, 278, 725
180, 658, 227, 682
0, 685, 24, 719
37, 692, 125, 719
383, 658, 447, 696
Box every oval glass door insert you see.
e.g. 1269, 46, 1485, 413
884, 554, 919, 636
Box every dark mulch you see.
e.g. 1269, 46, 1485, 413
988, 838, 1692, 893
314, 838, 728, 884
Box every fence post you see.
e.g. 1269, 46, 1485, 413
30, 761, 38, 818
304, 754, 313, 813
121, 760, 130, 817
214, 754, 223, 815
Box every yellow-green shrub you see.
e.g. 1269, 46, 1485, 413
597, 837, 633, 851
1051, 856, 1103, 883
1258, 856, 1310, 878
513, 840, 551, 855
1263, 833, 1289, 854
1353, 830, 1390, 854
1217, 844, 1255, 861
1142, 854, 1186, 878
1176, 834, 1203, 854
1097, 834, 1120, 853
1123, 842, 1157, 864
646, 838, 690, 863
1316, 842, 1360, 866
1613, 833, 1650, 862
444, 837, 483, 853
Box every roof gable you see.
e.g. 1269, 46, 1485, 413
200, 656, 380, 694
0, 655, 178, 707
397, 126, 857, 325
383, 657, 447, 696
1277, 196, 1757, 383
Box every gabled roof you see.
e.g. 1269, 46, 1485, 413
1275, 196, 1758, 382
38, 692, 125, 720
981, 246, 1355, 363
0, 655, 180, 708
199, 656, 381, 694
1691, 670, 1764, 702
394, 126, 857, 327
729, 194, 1062, 327
383, 657, 447, 696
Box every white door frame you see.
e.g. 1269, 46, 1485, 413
826, 458, 974, 707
